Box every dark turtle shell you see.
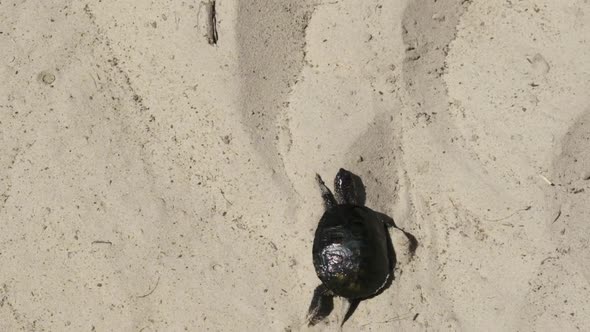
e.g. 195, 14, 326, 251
307, 169, 417, 326
312, 204, 390, 299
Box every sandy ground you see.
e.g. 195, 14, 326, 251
1, 0, 589, 331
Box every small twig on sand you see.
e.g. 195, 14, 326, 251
539, 174, 555, 186
137, 276, 160, 298
540, 256, 558, 265
552, 208, 562, 223
485, 205, 531, 222
360, 313, 414, 327
220, 189, 233, 205
91, 240, 113, 245
204, 1, 218, 45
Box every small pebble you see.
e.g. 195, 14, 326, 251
432, 13, 445, 22
40, 71, 56, 84
529, 53, 550, 75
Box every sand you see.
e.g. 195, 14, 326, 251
1, 0, 589, 331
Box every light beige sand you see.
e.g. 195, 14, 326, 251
1, 0, 589, 331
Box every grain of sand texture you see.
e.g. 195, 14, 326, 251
1, 0, 589, 331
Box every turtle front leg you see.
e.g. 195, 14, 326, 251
316, 174, 337, 210
307, 284, 335, 326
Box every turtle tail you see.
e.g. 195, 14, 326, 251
342, 298, 361, 326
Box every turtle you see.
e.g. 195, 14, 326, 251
307, 168, 417, 326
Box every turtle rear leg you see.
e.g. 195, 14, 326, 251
378, 212, 418, 256
307, 284, 335, 326
334, 168, 366, 206
316, 174, 337, 210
